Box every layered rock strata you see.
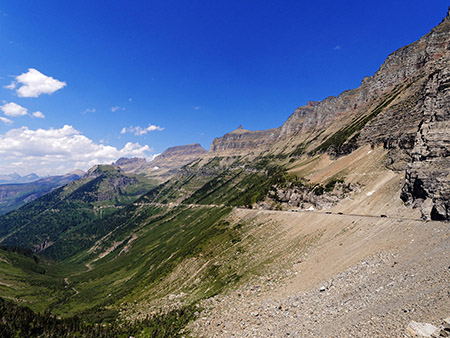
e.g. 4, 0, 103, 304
210, 125, 280, 153
149, 143, 207, 169
401, 59, 450, 220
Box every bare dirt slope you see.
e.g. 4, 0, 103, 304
189, 165, 449, 337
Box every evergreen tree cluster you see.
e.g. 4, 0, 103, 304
0, 297, 196, 338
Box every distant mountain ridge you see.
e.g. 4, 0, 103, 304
113, 143, 208, 182
0, 171, 85, 215
0, 173, 40, 184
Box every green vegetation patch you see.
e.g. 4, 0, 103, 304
0, 297, 197, 338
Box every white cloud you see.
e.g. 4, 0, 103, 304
0, 102, 45, 119
0, 116, 12, 124
6, 68, 66, 97
4, 82, 16, 90
32, 111, 45, 119
81, 108, 96, 114
121, 124, 164, 136
0, 102, 28, 116
111, 105, 125, 112
333, 45, 342, 51
194, 106, 200, 110
0, 125, 153, 176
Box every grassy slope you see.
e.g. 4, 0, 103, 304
0, 248, 84, 313
0, 205, 241, 321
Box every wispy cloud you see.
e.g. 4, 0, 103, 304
81, 108, 96, 114
120, 124, 164, 136
5, 68, 66, 98
194, 106, 200, 110
111, 105, 125, 112
0, 116, 13, 124
333, 45, 342, 51
4, 82, 16, 90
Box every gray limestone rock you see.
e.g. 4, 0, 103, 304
401, 60, 450, 220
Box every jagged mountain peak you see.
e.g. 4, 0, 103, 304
211, 13, 450, 159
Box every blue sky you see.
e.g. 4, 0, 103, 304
0, 1, 448, 175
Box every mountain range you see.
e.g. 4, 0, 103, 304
0, 8, 449, 338
0, 173, 40, 184
0, 170, 85, 215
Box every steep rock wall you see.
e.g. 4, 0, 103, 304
401, 60, 450, 220
149, 143, 208, 169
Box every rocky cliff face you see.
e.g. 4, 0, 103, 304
401, 59, 450, 220
210, 126, 280, 153
149, 143, 207, 169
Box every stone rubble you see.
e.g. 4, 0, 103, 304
189, 247, 450, 337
